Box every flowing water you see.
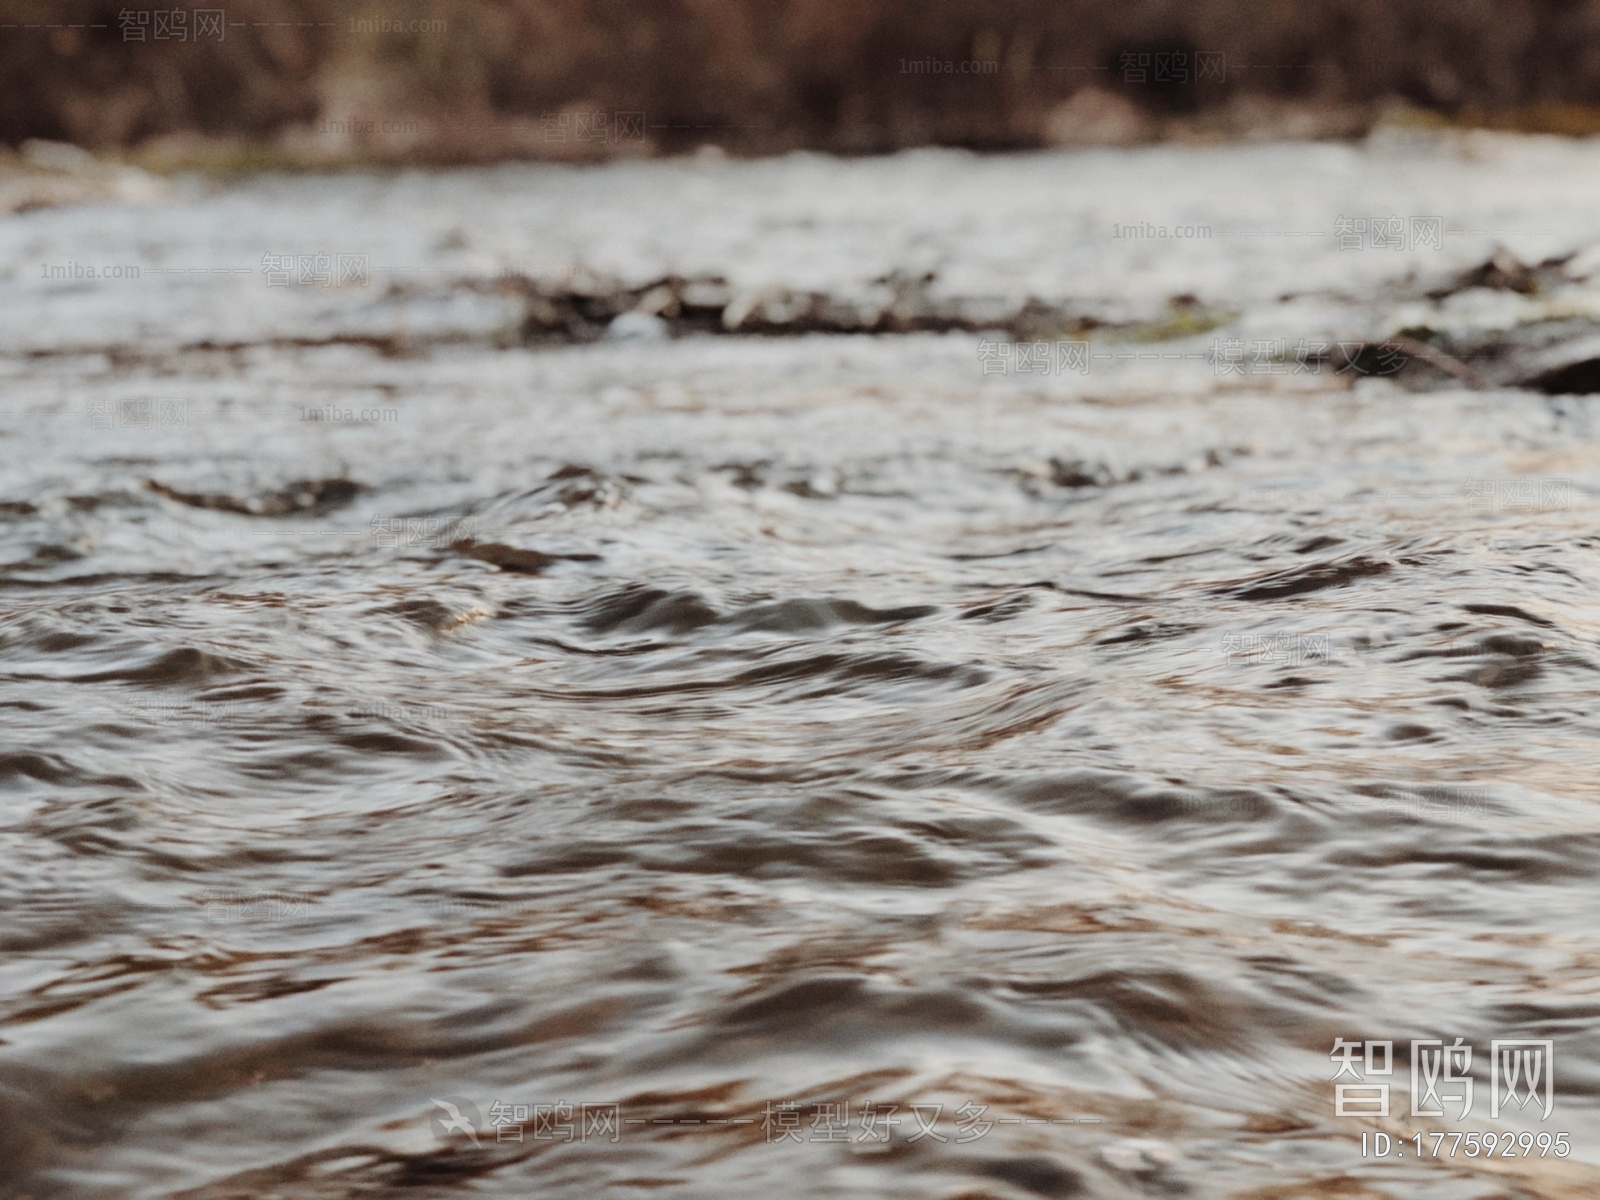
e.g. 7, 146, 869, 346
4, 137, 1600, 1199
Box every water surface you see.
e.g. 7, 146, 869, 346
3, 139, 1600, 1199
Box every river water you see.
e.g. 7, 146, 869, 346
3, 135, 1600, 1199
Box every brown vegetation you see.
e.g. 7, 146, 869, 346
5, 1, 1600, 162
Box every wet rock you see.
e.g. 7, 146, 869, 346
448, 538, 599, 574
721, 288, 772, 331
1049, 458, 1116, 488
580, 585, 720, 634
1222, 555, 1393, 602
146, 477, 362, 517
536, 465, 629, 508
731, 598, 937, 632
1411, 321, 1600, 393
1427, 248, 1565, 299
1522, 342, 1600, 394
605, 311, 669, 341
974, 1153, 1086, 1196
1099, 1138, 1177, 1176
779, 470, 841, 499
491, 271, 1110, 343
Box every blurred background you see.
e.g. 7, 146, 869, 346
8, 0, 1600, 168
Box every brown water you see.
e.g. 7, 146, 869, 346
3, 142, 1600, 1199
